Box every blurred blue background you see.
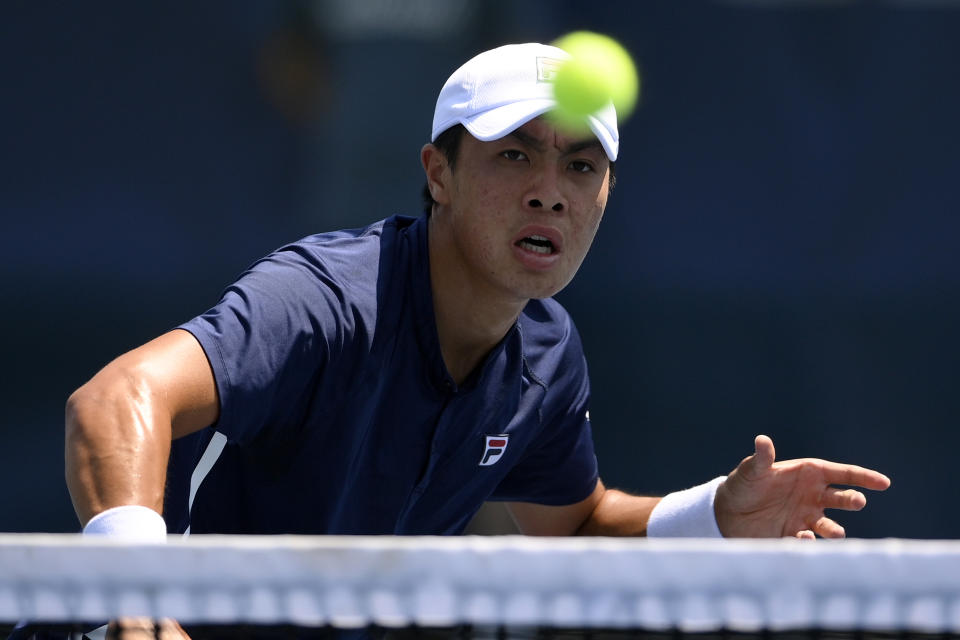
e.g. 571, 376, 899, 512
2, 0, 957, 538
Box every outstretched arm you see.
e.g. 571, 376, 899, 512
508, 434, 889, 538
65, 329, 218, 527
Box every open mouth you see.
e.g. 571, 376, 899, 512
516, 235, 555, 255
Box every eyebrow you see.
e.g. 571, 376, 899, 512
506, 130, 605, 157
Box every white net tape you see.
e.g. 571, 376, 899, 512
2, 535, 960, 632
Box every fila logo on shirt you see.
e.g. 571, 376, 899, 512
479, 434, 509, 466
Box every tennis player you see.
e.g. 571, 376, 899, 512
42, 42, 892, 640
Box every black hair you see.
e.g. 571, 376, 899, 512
420, 124, 617, 216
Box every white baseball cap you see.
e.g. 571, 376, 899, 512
431, 43, 620, 161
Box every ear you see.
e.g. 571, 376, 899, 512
421, 143, 452, 207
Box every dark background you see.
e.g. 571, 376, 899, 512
2, 0, 957, 538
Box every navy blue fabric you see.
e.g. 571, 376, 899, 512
6, 622, 103, 639
167, 214, 598, 536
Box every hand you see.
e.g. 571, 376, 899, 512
714, 434, 891, 539
106, 618, 191, 639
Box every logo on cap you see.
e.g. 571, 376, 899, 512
479, 434, 510, 466
536, 56, 564, 83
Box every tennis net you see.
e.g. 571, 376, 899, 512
2, 534, 959, 638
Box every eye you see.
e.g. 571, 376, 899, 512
569, 160, 595, 174
500, 149, 528, 162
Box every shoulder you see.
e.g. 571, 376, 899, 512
519, 297, 582, 351
518, 298, 588, 387
241, 216, 415, 302
272, 215, 408, 274
191, 216, 421, 354
293, 214, 415, 255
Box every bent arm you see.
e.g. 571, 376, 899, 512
506, 480, 661, 536
65, 329, 218, 526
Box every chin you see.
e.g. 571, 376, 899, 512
501, 263, 577, 301
518, 279, 568, 301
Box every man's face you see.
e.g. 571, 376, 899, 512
430, 117, 611, 303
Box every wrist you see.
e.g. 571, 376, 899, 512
82, 505, 168, 542
647, 476, 726, 538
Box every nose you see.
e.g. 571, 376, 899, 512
524, 168, 566, 213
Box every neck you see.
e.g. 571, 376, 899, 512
427, 215, 526, 385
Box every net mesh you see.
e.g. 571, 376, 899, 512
2, 535, 959, 639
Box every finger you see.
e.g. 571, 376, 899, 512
108, 618, 159, 640
794, 529, 816, 540
740, 434, 776, 479
820, 487, 867, 511
813, 516, 845, 539
754, 434, 776, 466
157, 619, 192, 640
820, 462, 891, 491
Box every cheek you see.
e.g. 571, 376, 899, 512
462, 183, 513, 236
573, 197, 606, 236
475, 181, 514, 218
586, 189, 608, 233
592, 204, 605, 232
451, 202, 504, 266
456, 173, 496, 213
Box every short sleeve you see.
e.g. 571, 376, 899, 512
179, 244, 365, 445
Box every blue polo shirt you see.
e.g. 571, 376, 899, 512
166, 214, 598, 535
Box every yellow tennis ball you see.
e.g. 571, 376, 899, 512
549, 32, 640, 133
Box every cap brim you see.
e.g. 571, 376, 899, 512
457, 99, 618, 162
586, 112, 619, 162
460, 99, 556, 142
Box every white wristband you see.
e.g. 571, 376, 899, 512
647, 476, 726, 538
83, 505, 168, 542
